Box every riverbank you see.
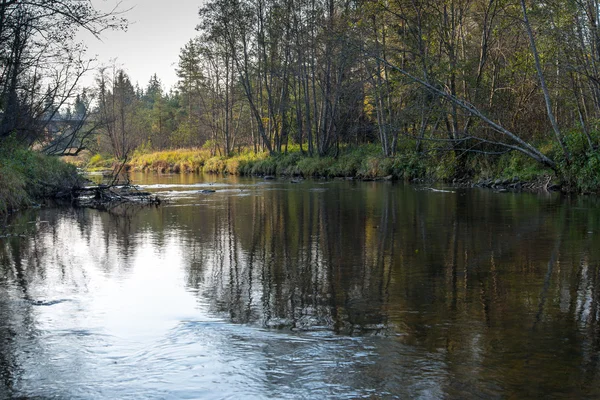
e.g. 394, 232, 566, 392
0, 146, 82, 214
102, 145, 569, 191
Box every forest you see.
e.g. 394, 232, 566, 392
2, 0, 600, 200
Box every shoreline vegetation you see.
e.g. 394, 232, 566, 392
0, 145, 162, 216
5, 1, 600, 218
0, 146, 82, 215
89, 145, 570, 191
0, 141, 594, 216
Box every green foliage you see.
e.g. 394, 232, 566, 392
0, 145, 81, 214
250, 158, 278, 175
495, 152, 551, 182
296, 157, 335, 177
225, 152, 268, 175
565, 130, 598, 155
357, 156, 393, 178
273, 152, 303, 175
202, 140, 219, 154
391, 153, 427, 181
115, 142, 600, 193
327, 151, 365, 177
431, 152, 457, 181
87, 153, 115, 171
0, 163, 28, 214
558, 150, 600, 193
544, 130, 600, 192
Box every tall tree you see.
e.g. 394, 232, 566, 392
96, 67, 140, 160
0, 0, 126, 145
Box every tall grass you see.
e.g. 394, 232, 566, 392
97, 138, 600, 192
86, 153, 116, 171
123, 146, 428, 180
127, 148, 212, 173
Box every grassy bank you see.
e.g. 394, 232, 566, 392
118, 144, 562, 185
0, 145, 82, 214
87, 140, 600, 192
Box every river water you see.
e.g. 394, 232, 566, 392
0, 173, 599, 399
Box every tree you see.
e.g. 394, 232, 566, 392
0, 0, 127, 147
41, 89, 102, 156
96, 67, 141, 160
520, 0, 570, 162
175, 39, 206, 147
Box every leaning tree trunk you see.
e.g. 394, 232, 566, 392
520, 0, 570, 163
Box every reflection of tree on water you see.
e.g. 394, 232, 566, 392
189, 187, 400, 334
0, 210, 70, 396
177, 186, 600, 396
0, 185, 600, 397
0, 233, 32, 397
0, 206, 153, 397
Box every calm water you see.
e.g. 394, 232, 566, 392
1, 174, 600, 399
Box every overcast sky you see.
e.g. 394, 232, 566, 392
77, 0, 204, 91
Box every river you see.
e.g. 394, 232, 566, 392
0, 173, 599, 399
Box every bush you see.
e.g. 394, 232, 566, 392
327, 152, 363, 177
0, 145, 81, 214
274, 152, 303, 175
392, 153, 426, 181
203, 156, 226, 174
558, 150, 600, 193
357, 156, 394, 178
495, 152, 551, 182
251, 158, 277, 175
225, 151, 269, 175
432, 152, 457, 181
296, 157, 334, 177
0, 163, 28, 214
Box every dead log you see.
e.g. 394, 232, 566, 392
72, 184, 161, 210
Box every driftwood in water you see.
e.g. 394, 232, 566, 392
73, 184, 161, 210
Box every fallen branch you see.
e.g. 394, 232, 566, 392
72, 184, 161, 210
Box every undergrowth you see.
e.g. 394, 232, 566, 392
89, 134, 600, 193
0, 144, 81, 214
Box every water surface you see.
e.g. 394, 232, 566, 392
1, 173, 599, 399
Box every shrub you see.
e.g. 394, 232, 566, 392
495, 152, 551, 182
203, 156, 226, 174
327, 152, 363, 177
357, 156, 394, 178
558, 149, 600, 193
296, 157, 334, 177
432, 152, 457, 181
392, 153, 426, 181
274, 152, 303, 175
251, 158, 277, 175
0, 163, 28, 214
0, 146, 81, 214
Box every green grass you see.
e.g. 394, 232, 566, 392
101, 139, 600, 193
86, 153, 118, 171
0, 145, 82, 214
122, 145, 429, 180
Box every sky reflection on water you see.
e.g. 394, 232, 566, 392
0, 174, 599, 398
